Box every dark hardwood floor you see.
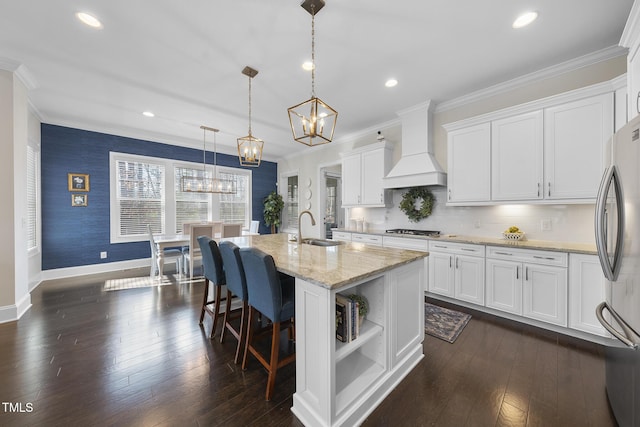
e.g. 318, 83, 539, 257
0, 269, 617, 427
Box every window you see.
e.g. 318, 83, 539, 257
110, 153, 252, 243
26, 144, 39, 251
113, 155, 165, 239
281, 173, 299, 231
174, 165, 210, 233
219, 169, 250, 224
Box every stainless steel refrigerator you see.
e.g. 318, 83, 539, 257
595, 113, 640, 427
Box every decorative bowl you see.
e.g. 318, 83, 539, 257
502, 232, 525, 241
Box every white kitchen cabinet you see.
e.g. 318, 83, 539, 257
543, 93, 613, 200
341, 154, 362, 206
569, 253, 609, 337
491, 111, 543, 201
447, 123, 491, 203
351, 233, 382, 246
621, 1, 640, 121
341, 142, 392, 207
332, 231, 352, 242
428, 241, 485, 305
486, 246, 568, 327
444, 80, 616, 206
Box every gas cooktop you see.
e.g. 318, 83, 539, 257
385, 229, 440, 236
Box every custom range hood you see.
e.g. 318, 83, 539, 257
383, 100, 447, 188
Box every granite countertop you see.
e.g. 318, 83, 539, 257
222, 233, 428, 290
332, 228, 597, 255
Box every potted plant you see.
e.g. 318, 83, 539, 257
263, 191, 284, 234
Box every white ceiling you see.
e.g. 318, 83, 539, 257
0, 1, 634, 161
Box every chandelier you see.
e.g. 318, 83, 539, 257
287, 0, 338, 146
237, 66, 264, 167
181, 126, 236, 194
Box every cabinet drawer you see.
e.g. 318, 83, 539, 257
486, 246, 567, 267
382, 236, 429, 252
352, 233, 382, 246
428, 240, 485, 257
332, 231, 352, 242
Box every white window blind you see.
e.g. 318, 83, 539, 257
219, 170, 250, 227
175, 166, 210, 233
286, 175, 299, 230
26, 145, 38, 250
115, 159, 165, 236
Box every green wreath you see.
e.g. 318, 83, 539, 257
399, 187, 434, 222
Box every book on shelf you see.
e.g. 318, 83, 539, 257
336, 294, 360, 343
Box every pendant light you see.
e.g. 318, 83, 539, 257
237, 66, 264, 167
287, 0, 338, 146
181, 126, 236, 194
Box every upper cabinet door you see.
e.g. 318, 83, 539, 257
491, 111, 543, 201
341, 153, 362, 206
361, 149, 386, 205
544, 93, 613, 200
447, 122, 491, 203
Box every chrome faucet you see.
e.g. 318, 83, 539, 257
297, 210, 316, 244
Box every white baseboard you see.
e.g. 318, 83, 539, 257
0, 293, 32, 324
41, 258, 151, 281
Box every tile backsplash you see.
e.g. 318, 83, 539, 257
347, 187, 596, 245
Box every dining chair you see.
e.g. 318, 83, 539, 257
239, 247, 296, 401
218, 241, 249, 364
197, 236, 226, 338
249, 220, 260, 234
221, 223, 243, 238
147, 224, 183, 277
184, 223, 217, 278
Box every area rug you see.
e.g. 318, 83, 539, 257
424, 302, 471, 343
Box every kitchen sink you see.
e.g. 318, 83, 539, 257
301, 238, 344, 247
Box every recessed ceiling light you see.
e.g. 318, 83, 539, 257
76, 12, 103, 29
142, 111, 155, 118
302, 61, 315, 71
512, 11, 538, 29
385, 79, 398, 88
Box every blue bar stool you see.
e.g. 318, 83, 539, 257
197, 236, 226, 339
218, 241, 249, 364
239, 247, 295, 401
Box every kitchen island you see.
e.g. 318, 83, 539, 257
224, 233, 428, 427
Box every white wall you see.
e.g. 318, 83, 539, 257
0, 69, 32, 322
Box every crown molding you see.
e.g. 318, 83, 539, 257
0, 58, 38, 90
434, 45, 627, 114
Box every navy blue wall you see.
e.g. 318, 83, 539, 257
41, 124, 277, 270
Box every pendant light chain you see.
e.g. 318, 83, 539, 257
202, 126, 207, 175
248, 75, 253, 135
311, 3, 316, 98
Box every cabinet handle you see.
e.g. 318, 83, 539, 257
516, 266, 519, 280
537, 182, 540, 197
461, 248, 476, 252
548, 182, 551, 197
380, 194, 383, 203
525, 266, 529, 281
449, 256, 452, 268
533, 255, 557, 261
448, 189, 451, 201
433, 245, 448, 249
456, 257, 459, 269
494, 251, 512, 256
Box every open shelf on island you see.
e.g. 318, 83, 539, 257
335, 350, 385, 415
335, 319, 383, 362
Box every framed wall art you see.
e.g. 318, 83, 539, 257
68, 173, 90, 191
72, 194, 88, 207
